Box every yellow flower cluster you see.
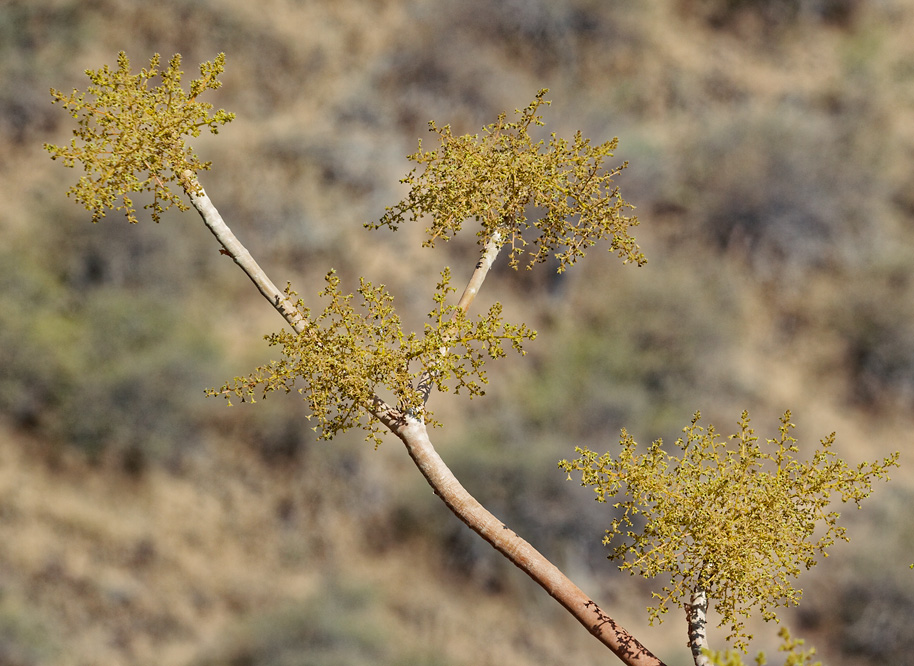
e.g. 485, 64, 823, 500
44, 52, 234, 223
561, 411, 898, 651
370, 89, 644, 271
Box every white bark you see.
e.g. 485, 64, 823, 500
181, 170, 307, 334
686, 587, 712, 666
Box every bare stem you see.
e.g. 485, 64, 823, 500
455, 231, 503, 314
386, 415, 666, 666
181, 171, 307, 333
416, 232, 504, 406
686, 587, 712, 666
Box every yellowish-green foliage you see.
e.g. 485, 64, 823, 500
705, 627, 821, 666
44, 52, 235, 223
560, 411, 899, 651
369, 89, 645, 271
206, 90, 644, 444
210, 269, 535, 446
43, 55, 640, 449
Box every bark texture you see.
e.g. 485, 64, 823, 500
686, 587, 712, 666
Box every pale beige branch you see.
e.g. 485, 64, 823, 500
392, 415, 667, 666
455, 230, 503, 314
416, 232, 504, 407
181, 170, 307, 334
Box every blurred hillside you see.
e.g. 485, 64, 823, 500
2, 1, 914, 664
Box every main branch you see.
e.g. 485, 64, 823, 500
385, 413, 666, 666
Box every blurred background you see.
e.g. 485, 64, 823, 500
1, 0, 913, 664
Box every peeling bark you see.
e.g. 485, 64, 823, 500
686, 587, 712, 666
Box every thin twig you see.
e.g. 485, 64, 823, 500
416, 231, 504, 406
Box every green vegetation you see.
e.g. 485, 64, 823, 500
0, 597, 59, 666
212, 268, 535, 445
371, 89, 645, 271
44, 52, 234, 222
705, 627, 821, 666
0, 245, 215, 464
561, 411, 898, 653
193, 577, 450, 666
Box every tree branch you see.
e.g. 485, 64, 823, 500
182, 171, 399, 418
455, 231, 503, 315
391, 415, 666, 666
181, 170, 307, 333
182, 172, 665, 666
417, 232, 504, 407
686, 587, 712, 666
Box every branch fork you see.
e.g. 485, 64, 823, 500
181, 172, 666, 666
